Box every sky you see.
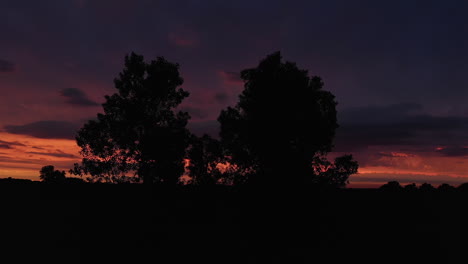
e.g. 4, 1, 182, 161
0, 0, 467, 187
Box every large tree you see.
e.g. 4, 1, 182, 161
218, 52, 356, 186
72, 52, 190, 184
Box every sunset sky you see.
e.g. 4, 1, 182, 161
0, 0, 467, 186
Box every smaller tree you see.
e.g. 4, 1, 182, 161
437, 183, 455, 192
186, 134, 224, 185
419, 182, 436, 192
39, 165, 66, 183
404, 183, 418, 192
457, 182, 468, 192
379, 181, 403, 192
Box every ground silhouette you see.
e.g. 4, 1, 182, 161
0, 182, 466, 262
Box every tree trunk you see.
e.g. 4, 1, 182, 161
141, 163, 154, 185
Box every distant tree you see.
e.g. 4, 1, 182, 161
403, 183, 418, 192
458, 182, 468, 192
186, 134, 224, 185
40, 165, 66, 183
379, 181, 403, 191
437, 183, 455, 192
419, 183, 436, 192
0, 177, 34, 184
71, 52, 191, 184
218, 52, 355, 186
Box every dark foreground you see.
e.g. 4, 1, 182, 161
0, 184, 467, 263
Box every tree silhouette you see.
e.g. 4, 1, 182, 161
437, 183, 455, 192
457, 182, 468, 192
419, 182, 436, 192
72, 52, 190, 184
218, 52, 355, 186
379, 181, 403, 191
40, 165, 66, 183
186, 134, 224, 185
404, 183, 418, 192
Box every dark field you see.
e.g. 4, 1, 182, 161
1, 184, 467, 263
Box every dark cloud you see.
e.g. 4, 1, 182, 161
31, 146, 45, 150
436, 147, 468, 157
0, 59, 15, 72
179, 106, 207, 119
0, 140, 26, 150
219, 71, 243, 84
339, 103, 423, 125
60, 88, 99, 107
4, 121, 81, 139
27, 150, 78, 158
376, 152, 415, 158
0, 155, 39, 165
214, 92, 229, 103
334, 103, 468, 152
0, 140, 26, 147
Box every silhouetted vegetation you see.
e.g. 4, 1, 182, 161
379, 181, 403, 191
419, 182, 436, 192
404, 183, 418, 191
66, 51, 359, 188
40, 165, 66, 183
458, 182, 468, 192
218, 52, 358, 187
186, 134, 224, 185
438, 183, 456, 192
71, 53, 190, 184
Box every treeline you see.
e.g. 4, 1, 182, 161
378, 181, 468, 192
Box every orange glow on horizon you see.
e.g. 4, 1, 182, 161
0, 132, 80, 180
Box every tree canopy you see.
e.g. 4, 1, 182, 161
71, 52, 190, 184
218, 52, 356, 186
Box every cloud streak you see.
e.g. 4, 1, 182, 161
60, 88, 99, 107
334, 103, 468, 152
27, 150, 78, 159
219, 71, 242, 85
0, 140, 26, 147
435, 146, 468, 157
4, 121, 81, 139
